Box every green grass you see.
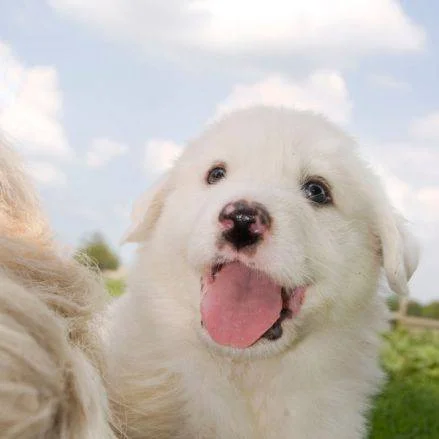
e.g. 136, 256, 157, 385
105, 278, 125, 297
102, 278, 439, 438
369, 375, 439, 439
369, 329, 439, 438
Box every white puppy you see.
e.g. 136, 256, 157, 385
107, 107, 418, 439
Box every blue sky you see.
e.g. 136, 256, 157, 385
0, 1, 438, 302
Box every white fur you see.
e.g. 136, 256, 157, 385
0, 142, 116, 438
107, 107, 418, 438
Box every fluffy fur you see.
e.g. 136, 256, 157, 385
107, 107, 419, 439
0, 143, 116, 438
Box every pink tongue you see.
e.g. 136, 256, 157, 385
201, 262, 282, 348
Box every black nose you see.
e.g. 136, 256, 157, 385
219, 200, 270, 250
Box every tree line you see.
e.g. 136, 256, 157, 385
388, 296, 439, 321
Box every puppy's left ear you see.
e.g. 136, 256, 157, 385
378, 210, 419, 296
121, 173, 171, 244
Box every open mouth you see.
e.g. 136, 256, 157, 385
200, 261, 306, 349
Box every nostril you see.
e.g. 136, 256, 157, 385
249, 218, 267, 235
219, 218, 234, 231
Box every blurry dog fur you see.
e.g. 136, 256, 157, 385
0, 141, 116, 438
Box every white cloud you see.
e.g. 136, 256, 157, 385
48, 0, 424, 64
144, 139, 183, 176
191, 0, 424, 53
361, 140, 439, 303
375, 166, 438, 225
365, 142, 439, 189
417, 187, 439, 222
375, 167, 415, 216
69, 206, 101, 222
369, 162, 439, 304
410, 111, 439, 141
368, 74, 411, 91
0, 41, 72, 158
112, 203, 131, 220
86, 138, 128, 168
214, 71, 352, 124
25, 161, 67, 186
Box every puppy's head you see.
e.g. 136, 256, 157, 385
124, 107, 419, 358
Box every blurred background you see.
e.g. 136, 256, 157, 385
1, 2, 439, 437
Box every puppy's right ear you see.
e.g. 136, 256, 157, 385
121, 174, 171, 244
376, 209, 420, 297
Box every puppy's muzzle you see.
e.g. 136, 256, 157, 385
218, 200, 271, 250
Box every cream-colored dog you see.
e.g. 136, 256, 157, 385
107, 107, 419, 438
0, 143, 115, 438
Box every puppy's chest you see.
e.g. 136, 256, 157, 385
234, 365, 308, 436
183, 361, 304, 439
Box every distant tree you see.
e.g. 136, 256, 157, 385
406, 300, 423, 317
386, 295, 439, 320
422, 301, 439, 320
75, 232, 120, 272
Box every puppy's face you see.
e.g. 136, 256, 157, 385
126, 107, 418, 358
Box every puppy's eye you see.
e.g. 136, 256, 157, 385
206, 165, 227, 185
302, 180, 332, 205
